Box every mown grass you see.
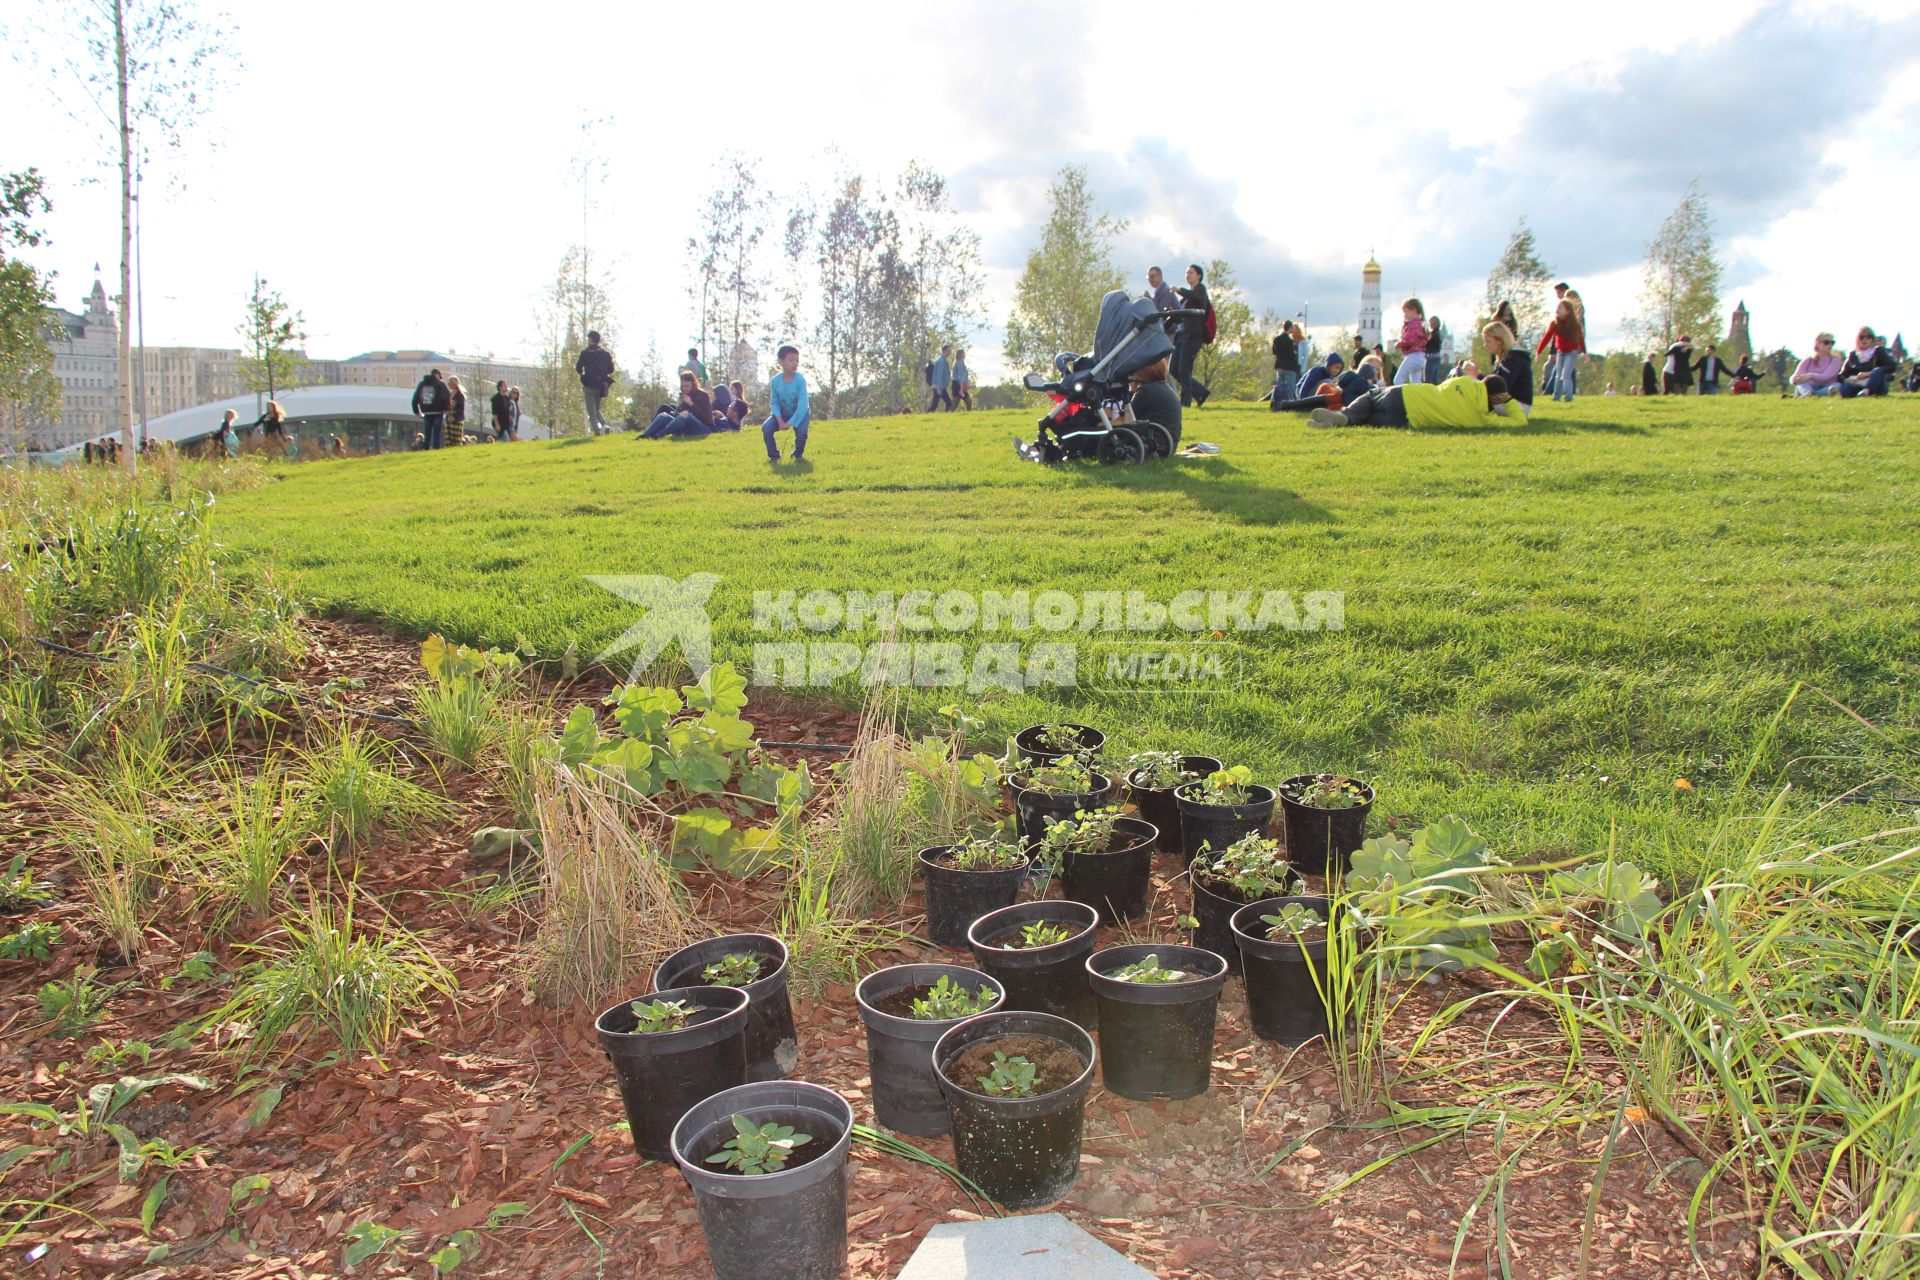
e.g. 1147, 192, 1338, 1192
208, 394, 1920, 883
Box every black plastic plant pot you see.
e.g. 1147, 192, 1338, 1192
1013, 722, 1106, 767
855, 963, 1007, 1136
670, 1080, 853, 1280
933, 1010, 1097, 1211
596, 985, 750, 1161
1278, 776, 1377, 875
1232, 896, 1335, 1046
1175, 783, 1277, 866
1060, 816, 1159, 925
1189, 871, 1267, 977
1013, 772, 1115, 853
1086, 944, 1228, 1101
653, 933, 798, 1082
918, 848, 1028, 950
966, 900, 1101, 1030
1127, 755, 1223, 853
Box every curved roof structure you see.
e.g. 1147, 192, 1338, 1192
44, 384, 546, 458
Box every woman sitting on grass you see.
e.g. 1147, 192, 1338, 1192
642, 371, 715, 439
1480, 322, 1533, 417
1307, 375, 1513, 429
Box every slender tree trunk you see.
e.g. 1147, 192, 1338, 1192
115, 0, 136, 473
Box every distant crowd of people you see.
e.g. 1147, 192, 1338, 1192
557, 333, 812, 462
407, 368, 525, 450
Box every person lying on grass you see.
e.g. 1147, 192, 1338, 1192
1307, 375, 1513, 429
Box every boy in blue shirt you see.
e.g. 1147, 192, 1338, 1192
764, 344, 810, 461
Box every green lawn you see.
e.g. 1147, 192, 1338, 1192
214, 394, 1920, 882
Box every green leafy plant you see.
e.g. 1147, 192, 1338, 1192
1186, 764, 1256, 805
1007, 920, 1072, 949
38, 966, 117, 1037
162, 950, 223, 989
705, 1114, 813, 1175
413, 634, 522, 769
426, 1203, 529, 1274
1126, 751, 1203, 791
976, 1052, 1038, 1098
0, 1072, 215, 1185
1546, 859, 1665, 941
0, 852, 52, 911
1346, 816, 1499, 971
1014, 758, 1096, 796
1261, 902, 1327, 940
84, 1037, 153, 1070
909, 975, 995, 1020
1028, 722, 1093, 760
344, 1220, 415, 1269
1111, 954, 1190, 984
630, 998, 698, 1033
701, 952, 763, 987
1285, 773, 1370, 810
1192, 834, 1303, 901
1035, 806, 1124, 876
0, 920, 60, 961
940, 828, 1028, 871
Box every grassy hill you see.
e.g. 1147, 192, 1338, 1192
213, 394, 1920, 882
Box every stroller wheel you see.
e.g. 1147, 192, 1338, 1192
1136, 421, 1175, 459
1099, 426, 1146, 465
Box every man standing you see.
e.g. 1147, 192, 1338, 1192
1695, 344, 1733, 395
575, 331, 616, 435
680, 348, 707, 384
1144, 266, 1178, 313
410, 368, 450, 450
490, 380, 515, 440
927, 344, 954, 412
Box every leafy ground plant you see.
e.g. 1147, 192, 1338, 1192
706, 1114, 812, 1175
1035, 805, 1124, 877
630, 998, 697, 1033
1285, 773, 1369, 809
0, 852, 52, 911
701, 952, 762, 987
1028, 722, 1093, 760
910, 975, 994, 1020
1261, 902, 1326, 941
977, 1052, 1037, 1098
1007, 920, 1073, 950
1126, 751, 1202, 790
1015, 759, 1096, 795
939, 828, 1027, 871
0, 921, 60, 962
1111, 953, 1190, 983
1192, 833, 1303, 901
1186, 765, 1256, 805
37, 966, 117, 1037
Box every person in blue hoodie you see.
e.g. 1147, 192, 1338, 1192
926, 344, 954, 412
764, 344, 811, 461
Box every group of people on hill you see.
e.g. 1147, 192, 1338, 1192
407, 368, 525, 450
924, 345, 974, 411
620, 341, 811, 462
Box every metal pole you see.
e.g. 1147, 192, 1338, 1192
135, 157, 147, 447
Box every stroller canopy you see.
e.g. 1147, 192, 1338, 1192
1092, 289, 1176, 381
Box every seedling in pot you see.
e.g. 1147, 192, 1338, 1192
1035, 806, 1124, 877
1016, 759, 1097, 796
629, 997, 698, 1033
1030, 723, 1094, 761
977, 1052, 1038, 1098
701, 952, 764, 987
1193, 834, 1304, 902
942, 829, 1028, 871
910, 975, 996, 1021
1127, 751, 1203, 791
1191, 765, 1256, 805
1286, 774, 1369, 810
1262, 902, 1327, 942
1111, 954, 1190, 984
705, 1113, 812, 1175
1007, 921, 1073, 950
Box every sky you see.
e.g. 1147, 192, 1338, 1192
4, 0, 1917, 380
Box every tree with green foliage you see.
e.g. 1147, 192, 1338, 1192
235, 275, 303, 405
1003, 166, 1126, 376
1484, 216, 1554, 350
0, 169, 61, 451
1632, 182, 1723, 349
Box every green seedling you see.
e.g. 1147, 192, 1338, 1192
1192, 834, 1302, 901
1111, 954, 1190, 984
1008, 921, 1072, 950
701, 953, 763, 987
0, 921, 60, 961
1036, 806, 1124, 875
1262, 902, 1327, 940
942, 829, 1028, 871
630, 998, 698, 1033
909, 975, 994, 1021
1126, 751, 1202, 791
1190, 765, 1256, 805
1016, 759, 1096, 795
706, 1114, 812, 1175
0, 853, 52, 911
38, 967, 117, 1038
977, 1052, 1038, 1098
1290, 774, 1369, 810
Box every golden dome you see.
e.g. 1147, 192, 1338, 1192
1362, 252, 1382, 276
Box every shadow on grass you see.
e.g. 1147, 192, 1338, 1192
1412, 417, 1652, 437
1059, 456, 1336, 525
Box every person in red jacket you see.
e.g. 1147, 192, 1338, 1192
1535, 300, 1585, 403
1393, 297, 1428, 385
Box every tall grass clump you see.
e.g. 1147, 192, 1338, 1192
818, 685, 917, 911
497, 695, 560, 827
411, 635, 520, 769
523, 764, 693, 1006
302, 721, 450, 847
60, 747, 174, 963
205, 879, 455, 1064
194, 761, 313, 924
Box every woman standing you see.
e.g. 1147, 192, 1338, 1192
952, 348, 973, 410
1172, 264, 1212, 407
447, 376, 468, 446
1534, 301, 1584, 403
1482, 322, 1533, 417
250, 400, 287, 438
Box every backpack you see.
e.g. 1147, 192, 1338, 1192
1203, 305, 1217, 345
924, 361, 934, 385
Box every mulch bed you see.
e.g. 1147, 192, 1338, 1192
0, 619, 1757, 1278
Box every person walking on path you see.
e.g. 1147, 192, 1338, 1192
576, 331, 616, 435
926, 344, 954, 412
764, 344, 811, 462
1269, 321, 1303, 410
1535, 301, 1585, 403
952, 349, 973, 410
1171, 263, 1212, 408
410, 370, 450, 449
1308, 375, 1513, 428
1144, 265, 1178, 313
446, 375, 468, 445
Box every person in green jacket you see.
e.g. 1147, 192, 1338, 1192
1308, 375, 1512, 428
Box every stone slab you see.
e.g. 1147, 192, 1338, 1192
895, 1212, 1156, 1279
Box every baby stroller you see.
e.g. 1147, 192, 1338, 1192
1015, 290, 1198, 464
